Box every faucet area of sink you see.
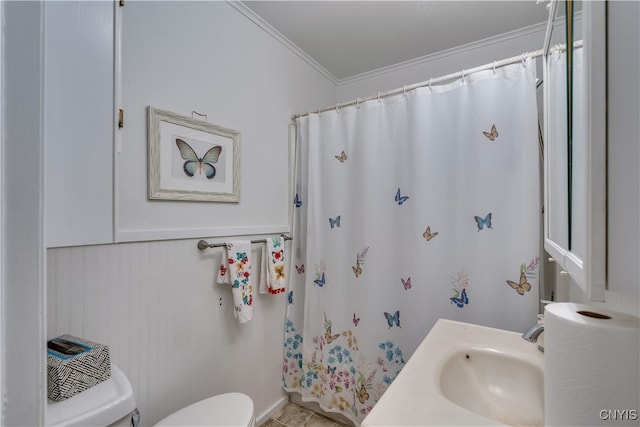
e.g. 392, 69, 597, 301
361, 319, 544, 426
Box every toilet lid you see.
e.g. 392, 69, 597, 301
155, 393, 254, 427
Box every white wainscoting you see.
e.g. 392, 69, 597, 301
47, 238, 289, 426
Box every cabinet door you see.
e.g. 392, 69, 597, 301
45, 1, 114, 247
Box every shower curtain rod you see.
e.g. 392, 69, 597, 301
292, 42, 580, 121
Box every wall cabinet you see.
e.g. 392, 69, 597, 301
543, 0, 606, 301
44, 1, 115, 247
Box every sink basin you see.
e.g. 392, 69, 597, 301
440, 348, 543, 426
362, 319, 544, 426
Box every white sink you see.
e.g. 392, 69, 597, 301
440, 348, 543, 426
362, 319, 544, 426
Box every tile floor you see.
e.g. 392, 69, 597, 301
261, 402, 351, 427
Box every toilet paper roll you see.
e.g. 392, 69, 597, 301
544, 303, 639, 426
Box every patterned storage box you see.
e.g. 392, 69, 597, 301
47, 334, 111, 401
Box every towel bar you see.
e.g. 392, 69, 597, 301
197, 235, 293, 250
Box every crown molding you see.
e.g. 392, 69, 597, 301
338, 20, 549, 86
230, 1, 568, 88
228, 1, 339, 84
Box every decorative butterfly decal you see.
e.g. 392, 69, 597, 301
356, 382, 370, 404
384, 310, 401, 329
450, 288, 469, 308
395, 188, 409, 205
353, 313, 360, 327
293, 193, 302, 208
506, 271, 532, 295
423, 226, 439, 241
352, 246, 369, 278
271, 250, 283, 263
474, 213, 493, 231
482, 124, 499, 141
175, 138, 222, 179
352, 260, 362, 278
335, 150, 348, 163
287, 291, 293, 304
401, 277, 412, 290
329, 215, 341, 229
295, 264, 305, 274
324, 320, 340, 344
314, 272, 326, 287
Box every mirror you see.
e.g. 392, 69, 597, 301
543, 0, 606, 301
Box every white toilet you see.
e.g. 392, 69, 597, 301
154, 392, 255, 427
46, 364, 138, 427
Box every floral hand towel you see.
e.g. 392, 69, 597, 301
260, 236, 286, 294
216, 240, 253, 323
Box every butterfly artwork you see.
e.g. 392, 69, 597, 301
324, 321, 340, 344
314, 272, 326, 287
329, 215, 341, 229
423, 226, 439, 241
335, 150, 348, 163
175, 138, 222, 179
353, 313, 361, 327
474, 213, 493, 231
293, 193, 302, 208
401, 277, 412, 290
287, 291, 293, 305
482, 124, 499, 141
395, 188, 410, 205
356, 382, 370, 404
450, 288, 469, 308
506, 271, 532, 296
384, 310, 401, 329
295, 264, 305, 274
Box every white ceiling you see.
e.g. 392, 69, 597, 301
242, 1, 550, 81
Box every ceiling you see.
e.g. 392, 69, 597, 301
242, 1, 550, 81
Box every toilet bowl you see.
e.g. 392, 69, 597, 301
154, 392, 255, 427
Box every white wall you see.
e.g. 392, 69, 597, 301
117, 1, 336, 242
2, 1, 47, 425
46, 2, 335, 426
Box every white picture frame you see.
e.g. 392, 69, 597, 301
147, 106, 240, 202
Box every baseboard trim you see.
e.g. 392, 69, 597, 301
255, 395, 289, 426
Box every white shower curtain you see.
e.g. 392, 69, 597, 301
284, 60, 540, 425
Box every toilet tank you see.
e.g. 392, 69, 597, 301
47, 364, 138, 427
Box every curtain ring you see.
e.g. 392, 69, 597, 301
335, 104, 340, 114
377, 92, 382, 103
428, 78, 432, 90
356, 98, 361, 109
461, 69, 466, 82
493, 61, 497, 74
403, 85, 407, 97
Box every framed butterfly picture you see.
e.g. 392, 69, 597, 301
147, 106, 241, 202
